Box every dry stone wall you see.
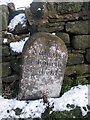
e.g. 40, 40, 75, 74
0, 2, 90, 98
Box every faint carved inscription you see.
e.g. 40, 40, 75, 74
18, 33, 68, 100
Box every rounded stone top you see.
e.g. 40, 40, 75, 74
18, 32, 68, 100
23, 32, 68, 54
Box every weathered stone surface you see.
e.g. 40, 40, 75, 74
56, 32, 70, 45
76, 76, 88, 85
86, 49, 90, 63
2, 56, 11, 62
49, 13, 79, 22
66, 21, 89, 34
0, 63, 2, 77
72, 35, 90, 50
38, 22, 65, 32
0, 77, 2, 95
0, 45, 2, 58
2, 45, 10, 56
2, 75, 19, 83
30, 2, 47, 19
67, 53, 84, 65
2, 62, 11, 77
72, 49, 85, 54
8, 2, 15, 13
79, 2, 90, 20
0, 33, 2, 44
0, 57, 2, 63
18, 32, 68, 100
25, 3, 48, 34
0, 5, 9, 31
11, 57, 22, 74
65, 64, 90, 76
56, 2, 82, 14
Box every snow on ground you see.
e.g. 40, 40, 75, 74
0, 0, 33, 9
0, 85, 90, 119
10, 37, 29, 53
8, 13, 26, 31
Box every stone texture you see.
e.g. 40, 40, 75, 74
72, 35, 90, 50
18, 32, 68, 100
25, 3, 48, 34
2, 56, 11, 62
56, 32, 70, 45
85, 49, 90, 63
11, 57, 22, 74
72, 49, 85, 54
38, 22, 65, 32
49, 13, 79, 22
0, 45, 1, 57
2, 75, 19, 83
2, 62, 11, 77
65, 64, 90, 76
76, 76, 88, 85
67, 53, 84, 65
8, 2, 15, 13
0, 5, 9, 31
79, 2, 90, 20
0, 78, 2, 95
2, 45, 10, 56
56, 2, 82, 14
0, 57, 2, 63
30, 2, 47, 19
66, 21, 89, 34
0, 33, 2, 44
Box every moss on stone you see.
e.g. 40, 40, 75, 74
13, 108, 22, 116
65, 64, 89, 76
61, 77, 72, 94
41, 106, 85, 119
76, 76, 88, 85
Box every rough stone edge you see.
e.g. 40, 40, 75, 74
0, 5, 2, 95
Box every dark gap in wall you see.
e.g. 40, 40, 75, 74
67, 33, 75, 52
69, 73, 78, 87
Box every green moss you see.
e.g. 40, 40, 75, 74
40, 104, 90, 119
48, 106, 82, 118
76, 76, 88, 85
61, 77, 72, 94
13, 108, 22, 116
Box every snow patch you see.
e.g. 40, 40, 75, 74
37, 8, 41, 11
10, 37, 29, 53
52, 33, 56, 35
3, 38, 8, 43
0, 85, 89, 119
8, 13, 26, 31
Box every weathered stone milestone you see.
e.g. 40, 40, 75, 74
18, 32, 68, 100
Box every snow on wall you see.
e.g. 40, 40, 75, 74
8, 13, 26, 31
10, 37, 29, 53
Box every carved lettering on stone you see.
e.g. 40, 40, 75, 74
18, 32, 68, 100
